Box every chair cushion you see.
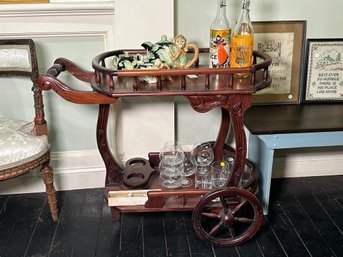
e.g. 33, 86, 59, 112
0, 118, 49, 171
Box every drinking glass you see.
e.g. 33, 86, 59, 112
159, 141, 192, 187
190, 142, 214, 189
159, 159, 182, 189
195, 167, 213, 189
190, 142, 214, 174
211, 160, 231, 189
183, 151, 196, 177
159, 140, 185, 165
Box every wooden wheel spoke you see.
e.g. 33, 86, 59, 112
234, 216, 254, 223
201, 211, 221, 219
208, 220, 224, 236
232, 198, 247, 215
193, 188, 263, 247
219, 196, 229, 213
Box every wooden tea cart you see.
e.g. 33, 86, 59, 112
37, 48, 271, 247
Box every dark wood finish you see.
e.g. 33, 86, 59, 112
0, 176, 342, 257
37, 49, 271, 245
123, 158, 156, 188
192, 187, 263, 247
96, 104, 123, 186
244, 104, 343, 135
91, 49, 271, 96
0, 39, 58, 221
37, 58, 117, 105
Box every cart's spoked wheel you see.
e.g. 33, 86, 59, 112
192, 188, 263, 247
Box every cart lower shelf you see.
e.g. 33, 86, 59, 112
105, 149, 259, 215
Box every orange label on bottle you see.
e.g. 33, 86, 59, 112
230, 34, 254, 68
210, 29, 231, 68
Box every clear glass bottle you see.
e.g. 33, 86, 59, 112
209, 0, 231, 68
230, 0, 254, 73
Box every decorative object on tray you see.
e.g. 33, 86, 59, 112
209, 0, 231, 68
230, 0, 254, 76
142, 34, 199, 69
112, 35, 199, 84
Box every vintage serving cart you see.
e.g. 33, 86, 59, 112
37, 48, 271, 247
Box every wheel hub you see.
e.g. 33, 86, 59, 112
221, 210, 235, 226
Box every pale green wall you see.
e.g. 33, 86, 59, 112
2, 0, 342, 152
175, 0, 343, 145
0, 36, 104, 152
36, 37, 105, 152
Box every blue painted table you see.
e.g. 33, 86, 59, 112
244, 104, 343, 214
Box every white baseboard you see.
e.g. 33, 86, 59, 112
273, 152, 343, 178
0, 149, 106, 195
1, 149, 342, 195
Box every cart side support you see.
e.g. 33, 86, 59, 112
227, 95, 252, 187
97, 104, 123, 186
213, 107, 231, 161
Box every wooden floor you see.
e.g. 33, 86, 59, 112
0, 176, 342, 257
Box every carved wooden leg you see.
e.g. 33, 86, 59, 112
229, 101, 248, 187
213, 107, 231, 161
97, 104, 123, 186
41, 163, 58, 221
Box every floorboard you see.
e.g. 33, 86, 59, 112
254, 218, 286, 257
143, 212, 167, 257
0, 175, 342, 257
0, 194, 45, 257
94, 200, 121, 257
277, 194, 334, 257
72, 188, 104, 257
163, 212, 191, 257
182, 212, 215, 257
264, 183, 313, 257
120, 213, 144, 257
49, 189, 87, 257
24, 197, 60, 257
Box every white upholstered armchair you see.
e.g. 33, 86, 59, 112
0, 39, 58, 221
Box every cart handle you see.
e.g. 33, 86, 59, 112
37, 58, 117, 104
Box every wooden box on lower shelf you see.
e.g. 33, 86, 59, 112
107, 187, 209, 212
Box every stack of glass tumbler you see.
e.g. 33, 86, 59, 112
159, 141, 231, 189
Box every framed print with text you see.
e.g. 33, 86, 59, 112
252, 20, 307, 104
303, 39, 343, 103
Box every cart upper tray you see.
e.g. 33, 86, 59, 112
91, 48, 272, 97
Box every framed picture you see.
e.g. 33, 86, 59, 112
303, 39, 343, 103
252, 20, 307, 105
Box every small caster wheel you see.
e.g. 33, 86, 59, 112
192, 187, 263, 247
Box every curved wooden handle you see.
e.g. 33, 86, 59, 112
37, 75, 117, 104
185, 43, 200, 69
38, 58, 117, 104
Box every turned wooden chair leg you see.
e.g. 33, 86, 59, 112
41, 163, 59, 221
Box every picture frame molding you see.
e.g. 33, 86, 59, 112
252, 20, 307, 105
303, 38, 343, 103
